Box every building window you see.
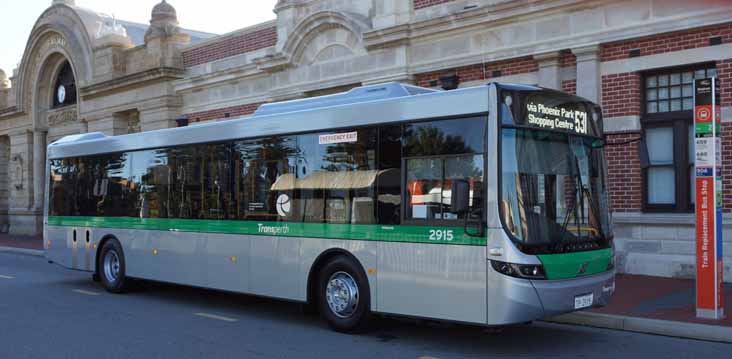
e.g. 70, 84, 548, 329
642, 64, 716, 212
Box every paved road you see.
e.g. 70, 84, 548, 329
1, 252, 730, 359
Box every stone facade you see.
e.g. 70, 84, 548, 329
1, 0, 731, 281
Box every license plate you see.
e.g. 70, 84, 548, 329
574, 293, 594, 309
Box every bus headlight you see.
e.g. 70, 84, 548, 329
490, 260, 547, 280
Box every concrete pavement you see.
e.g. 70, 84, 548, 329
546, 274, 732, 343
1, 252, 731, 359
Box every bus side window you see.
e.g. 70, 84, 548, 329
296, 128, 377, 224
234, 136, 297, 222
377, 125, 402, 225
402, 117, 486, 223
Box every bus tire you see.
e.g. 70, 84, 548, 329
318, 256, 371, 332
98, 239, 129, 293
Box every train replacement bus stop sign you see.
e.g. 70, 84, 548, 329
694, 77, 725, 320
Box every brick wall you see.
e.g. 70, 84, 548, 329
413, 57, 538, 87
185, 102, 265, 123
719, 59, 732, 107
601, 22, 732, 61
722, 123, 732, 212
182, 27, 277, 67
413, 0, 455, 9
601, 25, 732, 214
718, 59, 732, 211
561, 79, 576, 95
601, 72, 641, 118
559, 50, 576, 68
605, 133, 643, 212
602, 73, 643, 212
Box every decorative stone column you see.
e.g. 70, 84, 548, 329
572, 45, 601, 103
140, 106, 179, 132
8, 129, 38, 236
534, 51, 561, 90
32, 129, 47, 212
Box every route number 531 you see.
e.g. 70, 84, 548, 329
429, 229, 454, 241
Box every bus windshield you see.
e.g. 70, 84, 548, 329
500, 127, 611, 250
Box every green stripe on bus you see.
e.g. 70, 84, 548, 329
46, 216, 487, 246
537, 248, 612, 280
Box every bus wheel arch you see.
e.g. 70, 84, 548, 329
306, 249, 369, 309
94, 235, 118, 278
96, 235, 130, 293
308, 249, 372, 332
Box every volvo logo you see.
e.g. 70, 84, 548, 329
577, 262, 589, 275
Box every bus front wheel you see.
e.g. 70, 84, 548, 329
98, 239, 129, 293
318, 256, 371, 332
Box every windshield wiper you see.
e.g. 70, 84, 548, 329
559, 175, 579, 239
560, 153, 604, 241
580, 155, 605, 240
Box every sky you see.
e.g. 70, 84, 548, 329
0, 0, 278, 81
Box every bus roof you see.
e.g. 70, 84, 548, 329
253, 82, 439, 116
48, 82, 498, 159
50, 82, 594, 160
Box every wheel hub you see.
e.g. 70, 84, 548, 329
103, 250, 120, 282
325, 271, 359, 318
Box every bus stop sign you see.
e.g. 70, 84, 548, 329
694, 77, 725, 320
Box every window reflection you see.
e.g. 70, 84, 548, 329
48, 116, 487, 227
235, 136, 297, 221
403, 117, 486, 222
293, 128, 378, 224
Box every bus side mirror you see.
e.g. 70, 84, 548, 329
451, 179, 470, 214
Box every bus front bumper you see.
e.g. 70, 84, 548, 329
531, 270, 615, 317
487, 267, 615, 325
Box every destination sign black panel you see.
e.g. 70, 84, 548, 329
501, 87, 601, 137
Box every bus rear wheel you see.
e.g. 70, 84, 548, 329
99, 239, 129, 293
318, 256, 371, 332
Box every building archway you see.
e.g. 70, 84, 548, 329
282, 11, 370, 66
30, 53, 80, 225
13, 29, 88, 235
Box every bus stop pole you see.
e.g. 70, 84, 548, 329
694, 77, 725, 320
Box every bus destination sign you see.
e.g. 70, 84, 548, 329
526, 102, 588, 135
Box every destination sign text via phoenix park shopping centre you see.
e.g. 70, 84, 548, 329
526, 102, 589, 135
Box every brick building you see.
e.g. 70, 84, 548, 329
0, 0, 730, 281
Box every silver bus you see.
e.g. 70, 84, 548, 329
45, 82, 615, 331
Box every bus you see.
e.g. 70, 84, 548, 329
44, 82, 615, 332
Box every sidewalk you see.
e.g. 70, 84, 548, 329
549, 274, 732, 342
0, 233, 44, 255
